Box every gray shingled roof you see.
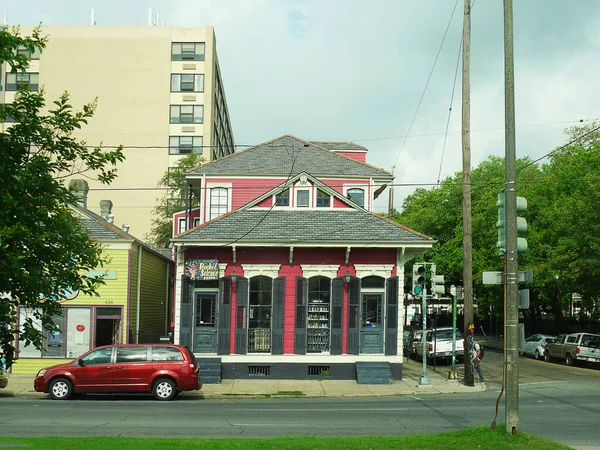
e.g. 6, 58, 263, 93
79, 216, 133, 241
175, 209, 432, 245
310, 141, 368, 152
73, 206, 173, 262
188, 135, 391, 178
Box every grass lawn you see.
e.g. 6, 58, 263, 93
0, 426, 572, 449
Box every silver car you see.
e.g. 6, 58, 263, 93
522, 334, 556, 360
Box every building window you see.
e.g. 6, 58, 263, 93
171, 42, 205, 61
347, 188, 365, 208
170, 105, 203, 124
18, 307, 92, 359
178, 218, 186, 234
210, 187, 228, 220
170, 74, 204, 92
167, 167, 182, 186
17, 46, 41, 60
6, 72, 39, 91
169, 136, 203, 154
275, 189, 289, 206
316, 189, 330, 207
297, 190, 309, 207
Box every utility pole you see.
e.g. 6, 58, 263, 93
461, 0, 474, 387
388, 166, 395, 218
503, 0, 519, 434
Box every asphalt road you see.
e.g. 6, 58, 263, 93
2, 352, 600, 450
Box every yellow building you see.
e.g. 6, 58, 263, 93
1, 23, 235, 238
11, 201, 174, 374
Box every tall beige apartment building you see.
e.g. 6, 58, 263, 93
1, 24, 235, 239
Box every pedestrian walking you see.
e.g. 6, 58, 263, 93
471, 339, 484, 385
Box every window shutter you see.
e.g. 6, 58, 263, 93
330, 277, 344, 355
272, 276, 285, 355
294, 277, 308, 354
179, 275, 193, 348
347, 277, 360, 355
385, 276, 399, 355
234, 277, 249, 354
217, 278, 231, 355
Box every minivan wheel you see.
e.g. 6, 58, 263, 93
49, 377, 73, 400
153, 377, 177, 401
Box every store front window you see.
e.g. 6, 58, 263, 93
307, 276, 331, 353
248, 276, 272, 352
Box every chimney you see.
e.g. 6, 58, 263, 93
69, 179, 89, 209
122, 224, 130, 233
100, 200, 113, 218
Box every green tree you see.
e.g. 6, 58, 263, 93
527, 122, 600, 320
145, 153, 205, 248
0, 27, 125, 368
397, 155, 542, 319
396, 122, 600, 325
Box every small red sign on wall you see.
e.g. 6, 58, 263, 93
76, 324, 85, 332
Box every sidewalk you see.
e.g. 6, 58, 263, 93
0, 360, 485, 399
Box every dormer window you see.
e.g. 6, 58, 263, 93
210, 187, 228, 220
275, 189, 290, 206
316, 189, 330, 207
347, 188, 365, 208
296, 190, 309, 207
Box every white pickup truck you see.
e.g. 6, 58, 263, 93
544, 332, 600, 366
415, 327, 464, 364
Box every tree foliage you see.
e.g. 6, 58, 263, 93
395, 122, 600, 323
145, 153, 205, 248
0, 27, 125, 368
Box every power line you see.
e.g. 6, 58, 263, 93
438, 27, 464, 183
69, 118, 595, 151
392, 0, 461, 171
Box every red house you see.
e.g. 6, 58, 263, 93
171, 135, 434, 381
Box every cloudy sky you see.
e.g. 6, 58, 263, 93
5, 0, 600, 212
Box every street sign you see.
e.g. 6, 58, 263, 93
518, 269, 533, 283
482, 271, 503, 285
519, 289, 530, 309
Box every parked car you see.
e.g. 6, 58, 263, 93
522, 334, 556, 360
406, 330, 423, 360
544, 332, 600, 366
34, 344, 202, 401
415, 327, 464, 364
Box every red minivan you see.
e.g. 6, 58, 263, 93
34, 344, 202, 401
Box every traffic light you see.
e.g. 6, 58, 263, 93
496, 189, 506, 255
516, 196, 528, 254
412, 264, 425, 295
431, 264, 445, 297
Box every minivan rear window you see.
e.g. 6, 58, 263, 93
152, 346, 184, 362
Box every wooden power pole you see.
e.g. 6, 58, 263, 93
462, 0, 474, 387
503, 0, 520, 434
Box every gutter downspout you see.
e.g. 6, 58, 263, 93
136, 244, 143, 343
